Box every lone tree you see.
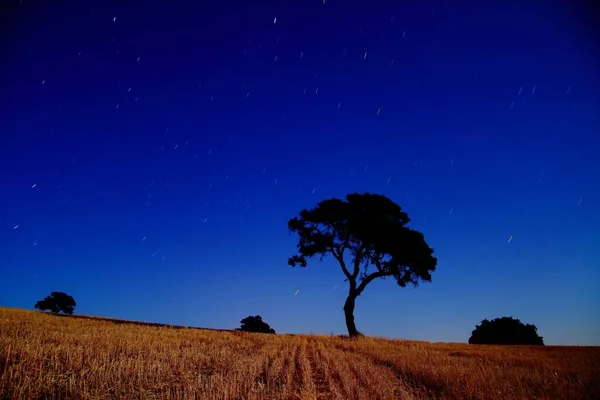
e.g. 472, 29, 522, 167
34, 291, 76, 315
288, 192, 437, 337
469, 316, 545, 345
237, 315, 276, 334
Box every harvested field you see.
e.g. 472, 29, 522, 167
1, 307, 598, 399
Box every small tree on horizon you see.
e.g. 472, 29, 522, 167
236, 315, 276, 334
34, 291, 76, 315
287, 192, 437, 337
469, 316, 545, 345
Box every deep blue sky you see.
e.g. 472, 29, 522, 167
1, 1, 598, 345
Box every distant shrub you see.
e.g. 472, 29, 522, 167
236, 315, 275, 334
469, 316, 544, 345
34, 291, 76, 315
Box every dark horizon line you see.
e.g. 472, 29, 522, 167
4, 306, 597, 347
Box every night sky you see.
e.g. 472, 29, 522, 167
1, 1, 599, 345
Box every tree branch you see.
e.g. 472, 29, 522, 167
355, 271, 387, 296
332, 247, 352, 281
352, 245, 365, 279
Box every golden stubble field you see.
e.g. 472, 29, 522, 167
1, 308, 598, 400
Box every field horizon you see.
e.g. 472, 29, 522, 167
1, 307, 599, 399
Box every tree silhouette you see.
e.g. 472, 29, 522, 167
34, 291, 76, 315
469, 316, 544, 345
236, 315, 276, 334
287, 192, 437, 337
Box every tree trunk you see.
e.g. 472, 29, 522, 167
343, 293, 362, 337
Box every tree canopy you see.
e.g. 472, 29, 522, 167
288, 192, 437, 336
34, 291, 77, 315
236, 315, 276, 334
469, 316, 545, 345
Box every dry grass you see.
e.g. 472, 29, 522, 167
1, 307, 598, 400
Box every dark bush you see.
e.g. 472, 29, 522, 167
34, 291, 76, 315
236, 315, 275, 334
469, 316, 544, 345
